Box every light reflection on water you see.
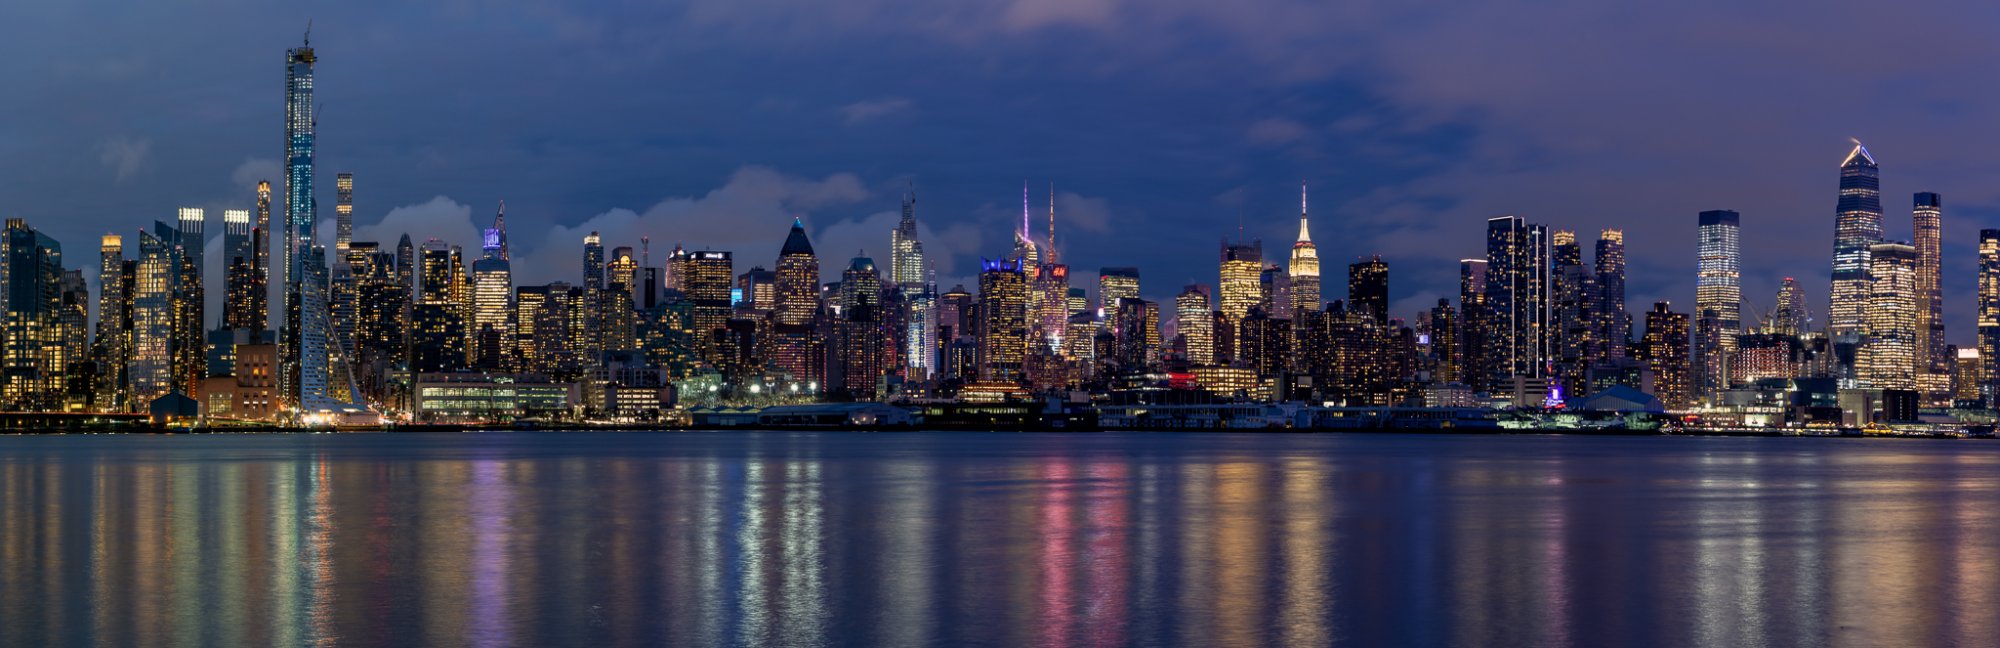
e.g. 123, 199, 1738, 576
4, 433, 2000, 647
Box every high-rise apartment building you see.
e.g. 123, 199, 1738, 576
1550, 230, 1598, 391
1980, 230, 2000, 403
95, 235, 130, 410
601, 246, 639, 352
282, 37, 318, 407
1485, 216, 1549, 381
130, 229, 177, 405
1595, 229, 1629, 358
1912, 192, 1947, 381
335, 172, 353, 253
1458, 259, 1489, 390
2, 219, 65, 410
1347, 256, 1388, 326
223, 209, 263, 332
1642, 302, 1690, 409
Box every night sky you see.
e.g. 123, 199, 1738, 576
5, 1, 1999, 342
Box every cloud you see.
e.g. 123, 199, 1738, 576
505, 166, 875, 286
97, 136, 150, 183
1002, 0, 1120, 30
351, 196, 482, 254
1053, 191, 1112, 234
1246, 117, 1309, 147
230, 158, 282, 193
840, 98, 913, 125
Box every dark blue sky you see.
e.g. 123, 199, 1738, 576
5, 0, 1999, 343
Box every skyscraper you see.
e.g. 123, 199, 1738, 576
1431, 298, 1460, 384
583, 231, 605, 291
177, 208, 205, 342
891, 189, 925, 286
335, 172, 353, 254
1912, 192, 1947, 383
1347, 255, 1388, 326
836, 255, 884, 398
888, 190, 939, 377
1219, 240, 1262, 320
1458, 259, 1489, 390
601, 246, 639, 352
1011, 185, 1040, 275
977, 258, 1029, 382
297, 244, 333, 409
223, 209, 262, 332
1695, 210, 1741, 396
282, 36, 318, 407
1829, 142, 1881, 342
395, 234, 414, 295
1485, 216, 1549, 381
130, 229, 180, 405
1594, 229, 1629, 358
685, 250, 734, 360
471, 207, 514, 368
1768, 277, 1809, 336
1259, 264, 1291, 320
1289, 183, 1321, 315
255, 180, 272, 332
1177, 285, 1214, 366
1642, 302, 1690, 409
1861, 242, 1918, 390
1980, 230, 2000, 403
1098, 268, 1140, 313
2, 219, 64, 410
1550, 230, 1598, 391
96, 235, 130, 410
1032, 263, 1070, 353
775, 219, 819, 327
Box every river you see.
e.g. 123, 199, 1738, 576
2, 431, 1996, 647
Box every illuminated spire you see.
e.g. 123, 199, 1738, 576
1046, 182, 1057, 264
483, 200, 509, 260
1843, 138, 1876, 167
1021, 181, 1031, 240
1297, 181, 1311, 243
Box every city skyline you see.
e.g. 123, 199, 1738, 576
5, 5, 2000, 344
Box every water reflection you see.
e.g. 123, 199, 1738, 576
4, 433, 2000, 647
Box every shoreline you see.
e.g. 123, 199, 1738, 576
1, 424, 1982, 439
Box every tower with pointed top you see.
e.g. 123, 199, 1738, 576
1031, 185, 1069, 355
889, 189, 937, 378
1011, 183, 1040, 273
890, 190, 925, 286
776, 219, 820, 327
1830, 141, 1881, 348
1289, 182, 1321, 315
